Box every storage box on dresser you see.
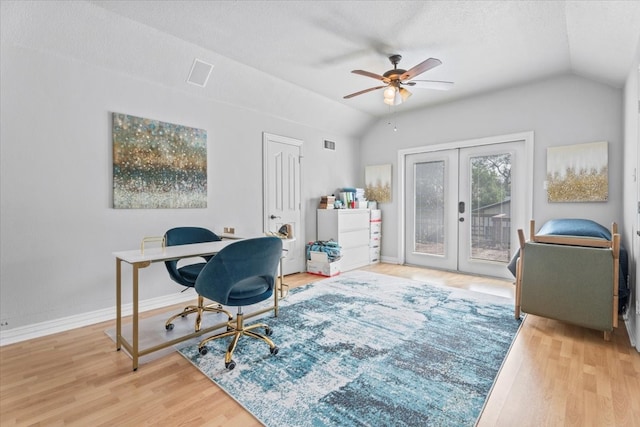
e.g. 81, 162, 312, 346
317, 209, 370, 271
370, 209, 381, 263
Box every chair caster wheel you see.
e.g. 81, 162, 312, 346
270, 346, 279, 356
265, 327, 273, 336
165, 323, 174, 331
199, 347, 208, 356
225, 360, 236, 370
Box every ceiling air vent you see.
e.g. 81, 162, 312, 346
187, 59, 214, 87
324, 140, 336, 150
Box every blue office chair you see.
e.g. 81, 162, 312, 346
195, 237, 283, 370
164, 227, 232, 332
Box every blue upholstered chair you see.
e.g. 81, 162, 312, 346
164, 227, 232, 332
195, 237, 283, 370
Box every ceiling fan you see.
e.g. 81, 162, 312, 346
344, 54, 454, 105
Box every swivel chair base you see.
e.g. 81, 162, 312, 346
165, 295, 232, 332
198, 307, 278, 370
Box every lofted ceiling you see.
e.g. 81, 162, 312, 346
90, 0, 640, 117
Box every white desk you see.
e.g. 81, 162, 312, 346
113, 240, 282, 371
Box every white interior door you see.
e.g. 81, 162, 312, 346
405, 140, 526, 279
263, 133, 303, 275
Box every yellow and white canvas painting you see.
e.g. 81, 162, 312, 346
546, 141, 608, 202
365, 164, 392, 203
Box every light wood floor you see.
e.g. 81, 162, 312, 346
1, 263, 639, 426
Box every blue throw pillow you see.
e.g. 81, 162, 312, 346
537, 218, 611, 240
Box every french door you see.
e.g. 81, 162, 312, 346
404, 140, 526, 279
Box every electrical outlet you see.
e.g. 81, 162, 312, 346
0, 320, 8, 327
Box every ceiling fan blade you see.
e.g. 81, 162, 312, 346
343, 85, 387, 99
406, 80, 454, 91
400, 58, 442, 81
351, 70, 391, 83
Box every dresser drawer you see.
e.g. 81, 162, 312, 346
338, 210, 370, 232
341, 246, 371, 271
369, 247, 381, 263
370, 222, 381, 235
370, 238, 380, 249
340, 229, 370, 248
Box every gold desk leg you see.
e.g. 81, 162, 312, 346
274, 259, 281, 317
277, 256, 290, 296
116, 258, 122, 351
132, 263, 139, 371
279, 250, 290, 299
131, 261, 150, 371
275, 256, 289, 317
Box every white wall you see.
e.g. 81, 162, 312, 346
0, 2, 366, 333
622, 41, 640, 349
359, 74, 624, 261
0, 1, 630, 342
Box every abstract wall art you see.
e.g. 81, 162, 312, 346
112, 113, 207, 209
365, 164, 392, 203
546, 141, 608, 202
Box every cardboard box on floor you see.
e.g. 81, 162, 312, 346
307, 251, 340, 277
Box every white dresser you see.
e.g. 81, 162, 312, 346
317, 209, 371, 271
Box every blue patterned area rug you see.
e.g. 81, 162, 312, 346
178, 271, 521, 426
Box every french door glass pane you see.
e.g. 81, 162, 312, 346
469, 153, 511, 262
414, 161, 445, 256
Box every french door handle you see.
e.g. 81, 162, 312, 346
458, 201, 465, 214
270, 215, 281, 219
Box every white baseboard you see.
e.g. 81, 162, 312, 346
381, 256, 400, 264
625, 313, 638, 351
0, 291, 197, 347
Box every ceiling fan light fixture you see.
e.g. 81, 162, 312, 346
382, 85, 407, 106
383, 85, 396, 100
399, 87, 412, 101
393, 90, 403, 105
